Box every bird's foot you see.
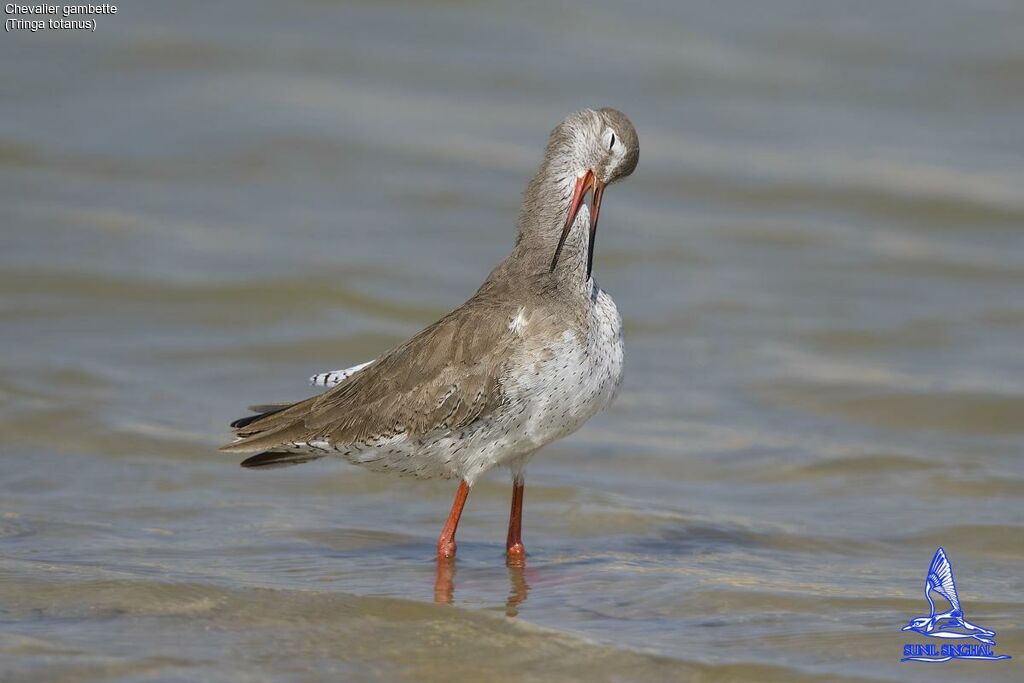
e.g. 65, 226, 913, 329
506, 542, 526, 567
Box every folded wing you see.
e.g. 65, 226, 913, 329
221, 302, 517, 456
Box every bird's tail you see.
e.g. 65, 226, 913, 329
221, 395, 322, 454
239, 450, 329, 469
229, 404, 291, 429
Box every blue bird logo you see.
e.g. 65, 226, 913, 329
901, 547, 1011, 662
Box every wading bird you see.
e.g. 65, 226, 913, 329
222, 108, 639, 563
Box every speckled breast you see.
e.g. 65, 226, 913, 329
499, 283, 624, 456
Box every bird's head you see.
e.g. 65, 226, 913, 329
903, 616, 933, 632
550, 107, 640, 186
546, 108, 639, 278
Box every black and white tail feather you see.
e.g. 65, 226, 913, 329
309, 360, 374, 388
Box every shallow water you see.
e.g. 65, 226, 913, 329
1, 1, 1022, 681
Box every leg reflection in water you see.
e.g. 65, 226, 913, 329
434, 556, 456, 605
505, 562, 530, 617
432, 555, 532, 614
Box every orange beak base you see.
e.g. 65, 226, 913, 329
550, 169, 605, 279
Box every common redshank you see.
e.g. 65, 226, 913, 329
222, 108, 639, 563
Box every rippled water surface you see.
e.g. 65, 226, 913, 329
2, 1, 1022, 681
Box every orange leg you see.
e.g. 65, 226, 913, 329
437, 480, 470, 559
505, 478, 526, 565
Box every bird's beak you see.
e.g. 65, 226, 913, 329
550, 169, 606, 279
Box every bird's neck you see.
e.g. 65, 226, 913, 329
502, 160, 592, 296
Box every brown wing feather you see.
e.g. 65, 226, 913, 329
220, 299, 517, 454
